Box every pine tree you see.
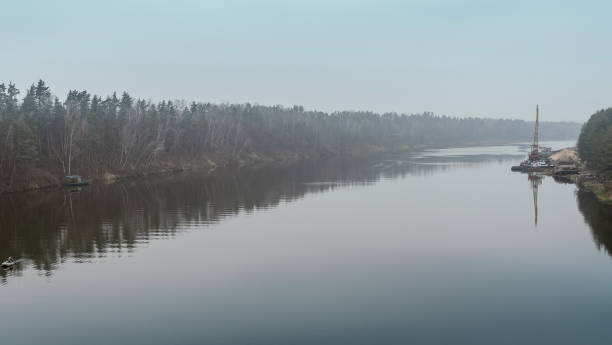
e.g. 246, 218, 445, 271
578, 108, 612, 175
15, 119, 39, 164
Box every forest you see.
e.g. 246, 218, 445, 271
1, 80, 581, 193
578, 108, 612, 177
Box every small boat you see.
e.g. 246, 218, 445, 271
63, 175, 89, 187
511, 158, 554, 172
1, 257, 17, 268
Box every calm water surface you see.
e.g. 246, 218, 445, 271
2, 140, 612, 345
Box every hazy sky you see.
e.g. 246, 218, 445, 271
2, 0, 610, 121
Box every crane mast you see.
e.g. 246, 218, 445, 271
529, 105, 539, 161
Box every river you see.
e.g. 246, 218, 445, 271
2, 140, 612, 345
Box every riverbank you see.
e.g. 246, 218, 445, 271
0, 140, 501, 195
0, 140, 578, 195
578, 179, 612, 204
1, 143, 412, 194
547, 147, 612, 204
0, 149, 316, 194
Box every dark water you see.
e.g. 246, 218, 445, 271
2, 141, 612, 345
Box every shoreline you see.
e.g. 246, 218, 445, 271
542, 146, 612, 205
1, 139, 576, 196
0, 150, 314, 195
577, 178, 612, 204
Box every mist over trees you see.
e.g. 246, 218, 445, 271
578, 108, 612, 176
1, 80, 580, 192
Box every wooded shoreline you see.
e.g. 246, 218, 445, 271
0, 140, 525, 194
0, 80, 581, 194
575, 107, 612, 204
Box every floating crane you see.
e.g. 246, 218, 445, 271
510, 105, 553, 172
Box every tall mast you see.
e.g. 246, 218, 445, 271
533, 104, 539, 155
529, 105, 539, 161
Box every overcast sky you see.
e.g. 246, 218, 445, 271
2, 0, 610, 122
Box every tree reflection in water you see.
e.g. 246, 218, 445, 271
0, 152, 520, 283
577, 190, 612, 257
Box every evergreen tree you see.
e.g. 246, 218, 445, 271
14, 119, 39, 164
578, 108, 612, 176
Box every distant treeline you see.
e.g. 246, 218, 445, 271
578, 107, 612, 176
1, 80, 580, 192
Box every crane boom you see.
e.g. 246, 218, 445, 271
529, 105, 539, 161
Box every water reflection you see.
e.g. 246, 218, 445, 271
526, 172, 612, 259
0, 150, 534, 283
517, 171, 612, 257
577, 191, 612, 257
528, 173, 543, 226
